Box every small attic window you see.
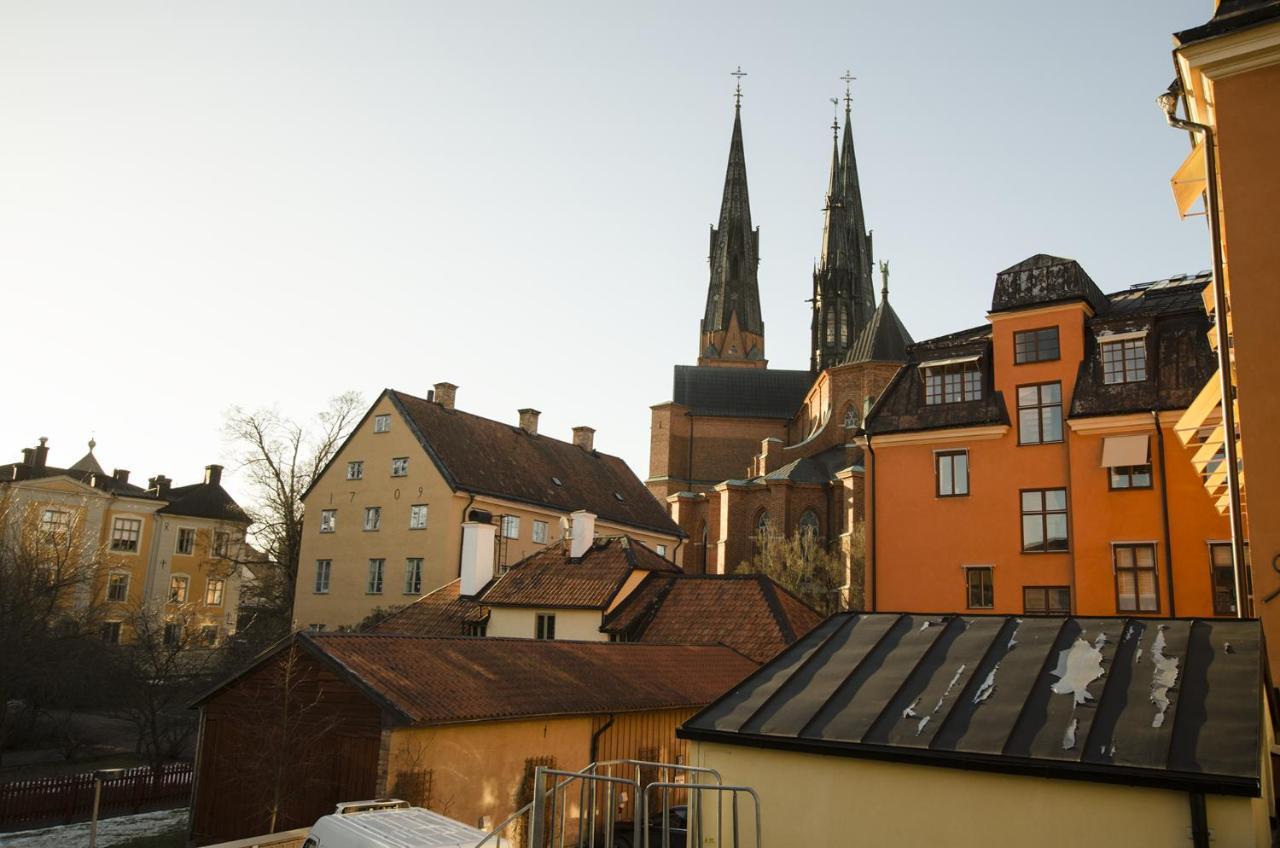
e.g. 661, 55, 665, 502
614, 492, 624, 502
551, 477, 563, 487
373, 414, 391, 433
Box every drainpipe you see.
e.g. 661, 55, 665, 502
865, 435, 877, 612
1153, 411, 1177, 617
1159, 84, 1247, 617
589, 715, 615, 764
1188, 791, 1210, 848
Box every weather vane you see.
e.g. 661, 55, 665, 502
841, 70, 856, 110
732, 66, 747, 107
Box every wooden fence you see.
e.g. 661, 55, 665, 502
0, 762, 192, 830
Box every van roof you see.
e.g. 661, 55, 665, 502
313, 806, 491, 848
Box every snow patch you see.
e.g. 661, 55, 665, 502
1150, 626, 1180, 728
902, 698, 920, 720
916, 715, 931, 736
973, 665, 999, 704
1063, 717, 1078, 751
933, 664, 967, 714
0, 808, 188, 848
1050, 634, 1106, 706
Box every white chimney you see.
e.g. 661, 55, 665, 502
460, 521, 496, 596
569, 510, 596, 560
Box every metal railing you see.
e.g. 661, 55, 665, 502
639, 781, 761, 848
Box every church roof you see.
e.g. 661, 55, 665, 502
843, 295, 913, 365
702, 104, 763, 338
672, 365, 813, 420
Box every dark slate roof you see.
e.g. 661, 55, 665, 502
387, 390, 680, 537
842, 298, 913, 365
759, 446, 856, 485
1, 463, 156, 498
1175, 0, 1280, 45
680, 613, 1266, 795
671, 365, 813, 420
160, 482, 250, 523
370, 579, 489, 636
199, 633, 758, 726
863, 327, 1010, 436
991, 255, 1109, 315
602, 573, 822, 663
479, 536, 680, 609
1071, 273, 1218, 418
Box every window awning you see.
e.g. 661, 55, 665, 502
1171, 139, 1207, 219
1101, 434, 1150, 468
1175, 371, 1223, 448
918, 354, 979, 370
1096, 329, 1149, 344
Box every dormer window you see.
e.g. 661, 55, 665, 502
1099, 332, 1147, 384
921, 357, 982, 405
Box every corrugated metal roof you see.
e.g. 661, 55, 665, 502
680, 612, 1265, 794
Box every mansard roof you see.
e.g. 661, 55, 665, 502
990, 254, 1110, 315
671, 365, 813, 420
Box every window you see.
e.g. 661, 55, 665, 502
1021, 489, 1068, 552
1114, 544, 1158, 612
367, 559, 384, 594
825, 310, 835, 345
213, 530, 230, 557
754, 510, 771, 537
1014, 327, 1060, 364
936, 450, 969, 497
176, 527, 196, 555
1101, 338, 1147, 384
200, 626, 218, 646
1017, 383, 1063, 445
111, 517, 141, 552
1210, 543, 1239, 616
843, 407, 859, 431
391, 457, 409, 477
535, 613, 556, 640
532, 520, 548, 544
364, 507, 381, 531
965, 567, 993, 609
107, 572, 130, 603
374, 414, 391, 433
656, 544, 667, 558
347, 461, 364, 480
169, 575, 189, 604
1109, 465, 1152, 489
308, 623, 327, 633
163, 623, 182, 647
205, 578, 225, 606
924, 362, 982, 405
409, 504, 428, 530
1023, 586, 1071, 614
39, 508, 72, 538
501, 515, 520, 540
798, 510, 820, 539
320, 509, 337, 533
314, 560, 331, 594
100, 621, 122, 645
464, 621, 487, 637
404, 558, 423, 594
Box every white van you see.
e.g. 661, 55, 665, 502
302, 799, 506, 848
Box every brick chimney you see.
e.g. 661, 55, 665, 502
433, 382, 458, 410
204, 464, 223, 486
20, 448, 34, 466
459, 520, 496, 596
33, 437, 48, 468
568, 510, 596, 561
572, 426, 595, 451
149, 475, 172, 497
112, 469, 130, 485
518, 408, 541, 436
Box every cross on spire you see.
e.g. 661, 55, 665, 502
732, 66, 747, 108
830, 97, 840, 140
841, 70, 855, 112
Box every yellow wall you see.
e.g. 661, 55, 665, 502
486, 608, 607, 641
694, 741, 1269, 848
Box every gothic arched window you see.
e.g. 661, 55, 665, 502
843, 406, 860, 431
839, 310, 849, 347
798, 510, 821, 540
825, 311, 835, 345
754, 509, 771, 537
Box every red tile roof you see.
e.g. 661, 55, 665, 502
370, 579, 488, 637
481, 537, 679, 609
305, 634, 758, 725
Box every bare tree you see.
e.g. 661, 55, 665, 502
747, 527, 846, 616
224, 392, 363, 643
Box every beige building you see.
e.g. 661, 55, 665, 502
1, 438, 250, 646
292, 385, 683, 631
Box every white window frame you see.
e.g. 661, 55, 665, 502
656, 544, 668, 558
367, 558, 385, 594
39, 508, 73, 538
404, 558, 423, 594
176, 526, 197, 555
409, 504, 428, 530
364, 506, 381, 531
205, 577, 225, 607
347, 461, 364, 480
314, 559, 332, 594
532, 520, 549, 544
535, 613, 556, 640
391, 457, 409, 477
213, 529, 231, 558
106, 571, 131, 603
320, 509, 337, 533
373, 414, 391, 433
169, 574, 190, 604
501, 515, 520, 540
110, 516, 143, 553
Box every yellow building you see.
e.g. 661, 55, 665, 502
1, 438, 250, 645
680, 611, 1274, 847
1162, 1, 1280, 673
292, 385, 683, 632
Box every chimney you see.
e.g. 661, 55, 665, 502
571, 426, 595, 451
459, 520, 497, 596
204, 464, 223, 486
149, 475, 172, 497
34, 437, 49, 468
112, 469, 130, 485
21, 448, 34, 466
433, 382, 458, 410
568, 510, 596, 561
518, 408, 541, 436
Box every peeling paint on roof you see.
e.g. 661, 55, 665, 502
1150, 626, 1180, 729
1050, 633, 1107, 707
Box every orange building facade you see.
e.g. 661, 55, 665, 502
863, 255, 1233, 618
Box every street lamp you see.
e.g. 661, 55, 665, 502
89, 768, 126, 848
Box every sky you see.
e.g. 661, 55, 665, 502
0, 0, 1215, 508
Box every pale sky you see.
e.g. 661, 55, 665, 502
1, 1, 1213, 507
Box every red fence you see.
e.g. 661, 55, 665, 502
0, 762, 192, 830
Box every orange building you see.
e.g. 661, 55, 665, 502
862, 255, 1232, 617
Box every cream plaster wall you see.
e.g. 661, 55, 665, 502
486, 608, 606, 641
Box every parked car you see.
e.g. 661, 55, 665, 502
302, 799, 505, 848
608, 804, 687, 848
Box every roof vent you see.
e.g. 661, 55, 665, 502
614, 492, 624, 502
551, 477, 563, 487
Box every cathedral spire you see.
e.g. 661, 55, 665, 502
699, 69, 765, 368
